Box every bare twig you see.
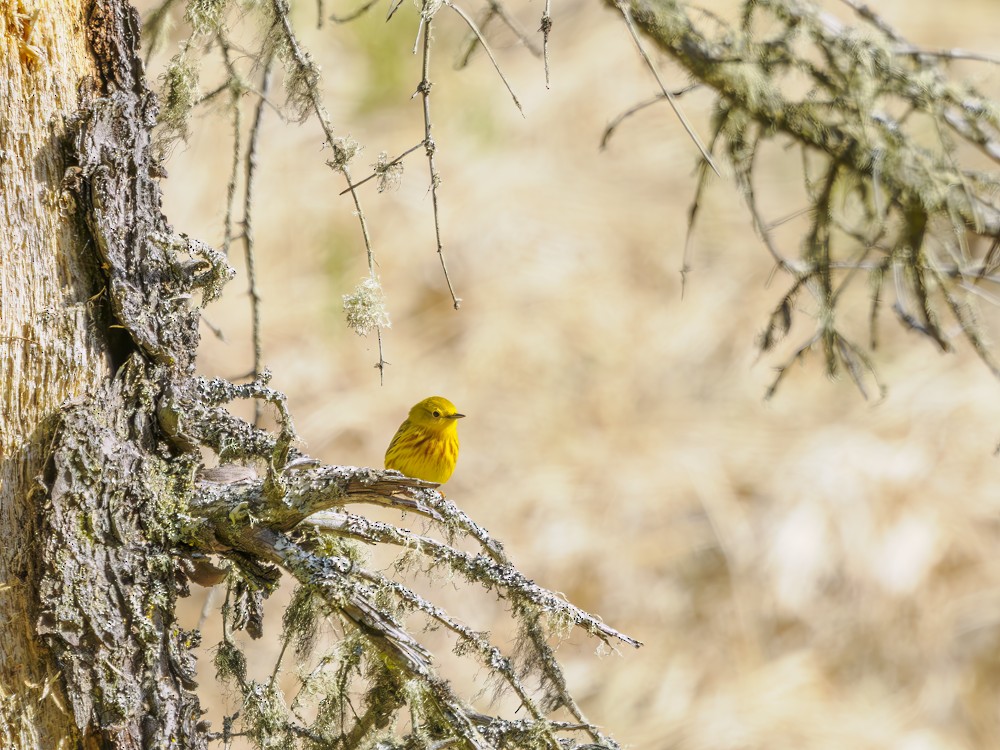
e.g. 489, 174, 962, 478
142, 0, 184, 65
894, 46, 1000, 66
338, 141, 424, 195
930, 266, 1000, 378
328, 0, 382, 23
488, 0, 542, 56
443, 0, 524, 115
600, 85, 700, 150
217, 33, 243, 259
199, 311, 228, 342
765, 331, 822, 400
242, 53, 276, 426
682, 121, 725, 296
541, 0, 552, 87
613, 0, 719, 175
834, 0, 904, 41
416, 9, 462, 309
457, 0, 542, 68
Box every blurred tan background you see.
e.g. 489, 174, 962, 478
140, 0, 1000, 746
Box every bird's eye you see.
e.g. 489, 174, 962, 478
432, 410, 441, 417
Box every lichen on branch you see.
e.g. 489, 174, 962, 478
608, 0, 1000, 397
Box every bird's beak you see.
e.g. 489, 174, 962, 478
449, 413, 466, 419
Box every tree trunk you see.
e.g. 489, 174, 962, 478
2, 1, 208, 746
1, 0, 111, 746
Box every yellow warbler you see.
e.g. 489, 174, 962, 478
384, 396, 465, 483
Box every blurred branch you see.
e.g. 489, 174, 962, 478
541, 0, 552, 86
444, 0, 524, 114
610, 0, 1000, 395
600, 84, 699, 150
455, 0, 542, 69
214, 30, 271, 425
613, 0, 719, 175
327, 0, 382, 23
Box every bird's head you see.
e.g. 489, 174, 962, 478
409, 396, 465, 431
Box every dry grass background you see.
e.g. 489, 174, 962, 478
139, 0, 1000, 746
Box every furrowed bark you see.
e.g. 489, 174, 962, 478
30, 0, 212, 746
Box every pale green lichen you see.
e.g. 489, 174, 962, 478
374, 151, 404, 193
343, 276, 391, 336
282, 586, 322, 660
284, 51, 321, 123
155, 47, 200, 157
242, 682, 293, 750
214, 640, 247, 685
183, 0, 230, 34
328, 136, 361, 173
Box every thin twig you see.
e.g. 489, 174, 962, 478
682, 153, 714, 298
269, 630, 291, 685
894, 46, 1000, 66
457, 0, 542, 68
488, 0, 542, 56
929, 266, 1000, 378
416, 10, 462, 309
243, 53, 275, 427
739, 137, 795, 274
681, 114, 728, 297
217, 33, 243, 258
194, 81, 230, 107
765, 331, 822, 400
142, 0, 184, 66
541, 0, 552, 87
338, 141, 424, 195
443, 0, 524, 115
765, 206, 814, 231
198, 312, 228, 342
341, 158, 389, 376
456, 8, 497, 69
328, 0, 381, 23
375, 327, 387, 384
601, 85, 699, 150
834, 0, 904, 41
613, 0, 719, 175
197, 584, 221, 631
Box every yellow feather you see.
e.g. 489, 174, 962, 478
384, 396, 464, 484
